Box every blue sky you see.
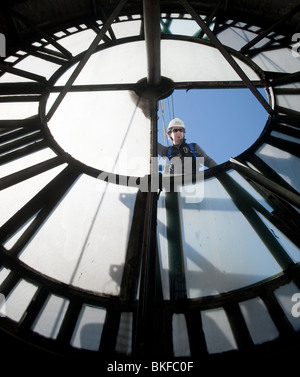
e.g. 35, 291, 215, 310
158, 88, 269, 165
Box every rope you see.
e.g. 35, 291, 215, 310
160, 92, 175, 147
167, 94, 175, 120
160, 100, 169, 146
171, 94, 175, 119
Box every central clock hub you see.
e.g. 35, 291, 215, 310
134, 76, 175, 100
43, 39, 269, 175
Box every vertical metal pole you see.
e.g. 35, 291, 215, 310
165, 190, 187, 300
133, 0, 162, 359
143, 0, 161, 86
134, 99, 159, 359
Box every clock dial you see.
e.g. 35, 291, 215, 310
0, 0, 299, 363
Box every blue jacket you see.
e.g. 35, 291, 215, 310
158, 141, 217, 173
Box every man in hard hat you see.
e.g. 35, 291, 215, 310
158, 118, 217, 174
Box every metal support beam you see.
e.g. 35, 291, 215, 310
0, 155, 67, 190
174, 80, 264, 90
143, 0, 161, 86
46, 0, 127, 122
0, 63, 47, 83
271, 71, 300, 87
240, 5, 300, 54
165, 191, 187, 300
230, 158, 300, 209
9, 9, 73, 59
218, 170, 295, 269
133, 99, 160, 359
198, 0, 224, 39
179, 0, 274, 115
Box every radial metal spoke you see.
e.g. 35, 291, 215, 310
0, 80, 265, 96
179, 0, 274, 115
46, 0, 128, 122
230, 158, 300, 209
134, 99, 159, 358
9, 9, 73, 60
240, 5, 300, 54
0, 63, 47, 83
198, 0, 224, 39
174, 80, 265, 90
52, 83, 137, 92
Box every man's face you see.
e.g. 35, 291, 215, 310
171, 127, 185, 144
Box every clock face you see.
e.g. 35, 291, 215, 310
0, 3, 299, 360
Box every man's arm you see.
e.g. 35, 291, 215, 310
157, 142, 169, 157
194, 144, 218, 168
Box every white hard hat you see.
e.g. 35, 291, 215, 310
167, 118, 185, 132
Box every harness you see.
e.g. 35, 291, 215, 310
166, 143, 197, 160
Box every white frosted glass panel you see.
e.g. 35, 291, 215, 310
0, 147, 57, 177
0, 56, 59, 83
4, 279, 38, 322
271, 131, 300, 144
0, 163, 66, 231
115, 312, 133, 355
54, 29, 98, 56
66, 27, 80, 34
161, 40, 259, 82
14, 55, 59, 80
255, 210, 300, 263
57, 41, 147, 85
239, 298, 279, 344
253, 48, 299, 73
227, 170, 273, 212
201, 308, 237, 354
218, 27, 268, 51
0, 102, 38, 119
4, 217, 36, 250
256, 144, 300, 192
4, 56, 19, 63
157, 175, 283, 299
47, 91, 150, 175
172, 314, 191, 357
54, 31, 66, 38
274, 282, 300, 331
276, 94, 300, 113
71, 305, 106, 351
111, 20, 142, 38
0, 72, 33, 83
162, 19, 200, 36
0, 267, 11, 285
179, 176, 281, 298
32, 295, 69, 339
20, 175, 137, 296
0, 56, 60, 82
54, 63, 78, 86
0, 129, 43, 162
